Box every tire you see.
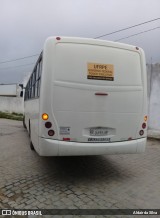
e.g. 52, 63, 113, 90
29, 121, 35, 151
30, 141, 35, 150
23, 116, 27, 129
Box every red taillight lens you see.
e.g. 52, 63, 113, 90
56, 37, 61, 40
63, 138, 70, 141
128, 137, 132, 140
142, 123, 146, 129
45, 122, 52, 128
139, 130, 144, 136
48, 130, 55, 136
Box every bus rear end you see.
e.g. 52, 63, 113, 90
38, 37, 147, 156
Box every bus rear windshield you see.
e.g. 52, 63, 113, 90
54, 43, 142, 86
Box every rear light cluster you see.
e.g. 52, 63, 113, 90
142, 123, 146, 129
45, 122, 52, 128
139, 116, 147, 136
42, 113, 55, 136
48, 129, 55, 136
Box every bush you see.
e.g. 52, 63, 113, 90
0, 111, 23, 121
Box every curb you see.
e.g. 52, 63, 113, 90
147, 129, 160, 140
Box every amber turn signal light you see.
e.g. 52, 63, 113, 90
144, 116, 148, 122
42, 113, 49, 120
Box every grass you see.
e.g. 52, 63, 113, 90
0, 111, 23, 121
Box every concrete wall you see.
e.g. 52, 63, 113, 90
0, 75, 30, 114
147, 63, 160, 130
0, 84, 17, 96
0, 96, 23, 113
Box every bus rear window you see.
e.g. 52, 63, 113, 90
55, 43, 142, 86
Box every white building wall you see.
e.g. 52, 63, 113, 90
147, 63, 160, 130
0, 84, 17, 96
0, 96, 23, 113
0, 73, 30, 114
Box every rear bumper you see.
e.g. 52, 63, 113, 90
38, 137, 146, 156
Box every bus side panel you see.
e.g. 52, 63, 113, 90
24, 99, 40, 153
136, 50, 148, 138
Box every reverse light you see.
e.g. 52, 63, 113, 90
42, 113, 49, 120
139, 130, 144, 136
48, 130, 55, 136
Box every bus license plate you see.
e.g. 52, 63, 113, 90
90, 128, 108, 136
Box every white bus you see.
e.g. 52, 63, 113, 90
23, 36, 147, 156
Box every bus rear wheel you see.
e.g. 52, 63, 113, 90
29, 122, 35, 151
23, 116, 26, 129
30, 141, 35, 150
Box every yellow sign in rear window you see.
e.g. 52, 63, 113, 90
87, 63, 114, 81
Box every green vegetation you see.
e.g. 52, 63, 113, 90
0, 111, 23, 121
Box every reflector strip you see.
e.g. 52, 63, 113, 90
63, 138, 70, 141
95, 93, 108, 96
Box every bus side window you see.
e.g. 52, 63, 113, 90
24, 52, 43, 101
30, 74, 33, 99
26, 81, 29, 100
28, 78, 31, 99
35, 63, 39, 98
32, 67, 36, 98
24, 84, 27, 100
37, 58, 42, 97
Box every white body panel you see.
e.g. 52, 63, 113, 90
39, 138, 146, 156
24, 37, 147, 156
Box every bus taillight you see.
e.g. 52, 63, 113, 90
45, 122, 52, 128
48, 130, 55, 136
56, 37, 61, 40
144, 116, 148, 122
42, 113, 49, 120
139, 130, 144, 136
142, 123, 146, 129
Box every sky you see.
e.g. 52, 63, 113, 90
0, 0, 160, 84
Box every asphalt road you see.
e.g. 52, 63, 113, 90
0, 119, 160, 218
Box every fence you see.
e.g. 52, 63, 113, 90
147, 63, 160, 131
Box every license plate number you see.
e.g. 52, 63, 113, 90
90, 128, 108, 136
